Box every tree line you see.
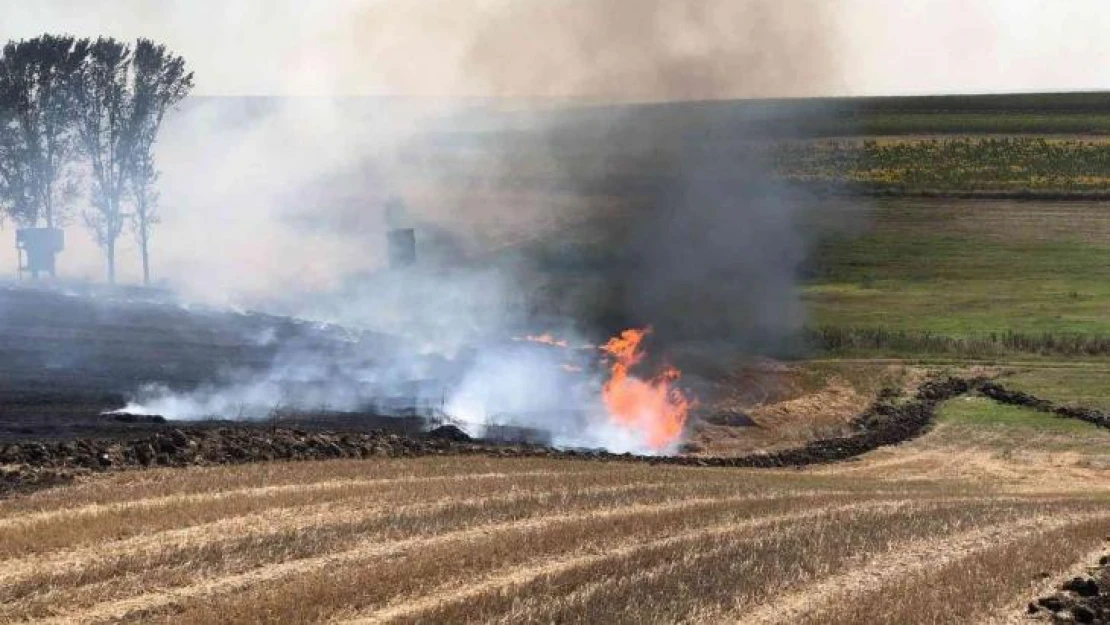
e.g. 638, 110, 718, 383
0, 34, 192, 284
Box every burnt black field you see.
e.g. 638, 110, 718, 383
0, 285, 419, 440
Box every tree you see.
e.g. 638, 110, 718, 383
74, 37, 131, 284
128, 149, 159, 284
0, 35, 89, 275
126, 39, 192, 285
74, 37, 192, 285
0, 95, 33, 226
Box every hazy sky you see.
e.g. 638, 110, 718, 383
1, 0, 1108, 100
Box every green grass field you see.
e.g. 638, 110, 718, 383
1001, 367, 1110, 412
911, 394, 1110, 471
938, 396, 1102, 434
802, 199, 1110, 354
790, 137, 1110, 408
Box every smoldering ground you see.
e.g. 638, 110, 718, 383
2, 1, 853, 452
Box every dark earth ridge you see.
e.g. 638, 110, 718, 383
1030, 553, 1110, 624
978, 382, 1110, 430
0, 376, 977, 497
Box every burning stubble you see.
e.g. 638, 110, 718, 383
600, 328, 692, 451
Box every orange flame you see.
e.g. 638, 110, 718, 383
513, 333, 569, 348
600, 328, 691, 450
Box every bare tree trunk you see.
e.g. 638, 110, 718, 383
106, 240, 116, 284
44, 183, 56, 278
140, 227, 150, 286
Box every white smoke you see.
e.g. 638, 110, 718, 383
7, 0, 859, 454
117, 318, 672, 454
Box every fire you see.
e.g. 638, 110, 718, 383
600, 328, 691, 451
514, 333, 569, 348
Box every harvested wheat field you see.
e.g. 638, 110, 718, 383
2, 442, 1108, 625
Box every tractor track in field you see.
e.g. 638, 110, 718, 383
739, 511, 1110, 625
0, 480, 698, 587
0, 470, 567, 530
27, 495, 898, 625
334, 501, 918, 625
30, 495, 1011, 624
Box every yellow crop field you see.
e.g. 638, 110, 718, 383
2, 437, 1107, 625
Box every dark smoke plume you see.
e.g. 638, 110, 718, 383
406, 0, 847, 352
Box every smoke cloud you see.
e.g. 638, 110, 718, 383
2, 1, 850, 452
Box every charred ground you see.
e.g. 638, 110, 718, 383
0, 285, 415, 439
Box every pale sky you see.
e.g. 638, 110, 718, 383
1, 0, 1108, 100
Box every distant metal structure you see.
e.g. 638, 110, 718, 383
384, 195, 416, 269
15, 228, 64, 280
387, 228, 416, 268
